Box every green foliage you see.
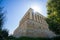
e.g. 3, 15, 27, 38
51, 36, 60, 40
0, 0, 9, 40
9, 36, 50, 40
1, 29, 8, 38
0, 8, 4, 30
7, 35, 16, 40
7, 36, 60, 40
0, 29, 8, 40
46, 0, 60, 34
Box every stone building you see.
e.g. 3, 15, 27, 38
13, 8, 56, 38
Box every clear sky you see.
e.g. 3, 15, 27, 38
1, 0, 47, 35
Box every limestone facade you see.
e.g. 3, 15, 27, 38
13, 8, 56, 38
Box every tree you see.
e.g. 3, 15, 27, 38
46, 0, 60, 34
0, 10, 4, 30
0, 0, 8, 40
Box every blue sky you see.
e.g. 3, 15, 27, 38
1, 0, 47, 35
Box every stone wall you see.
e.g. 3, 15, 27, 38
13, 8, 56, 38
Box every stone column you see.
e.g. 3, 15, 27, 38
34, 13, 36, 21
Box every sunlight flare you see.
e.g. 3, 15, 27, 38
31, 5, 41, 13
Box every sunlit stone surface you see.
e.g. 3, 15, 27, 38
13, 8, 56, 38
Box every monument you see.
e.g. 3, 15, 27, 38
13, 8, 56, 38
